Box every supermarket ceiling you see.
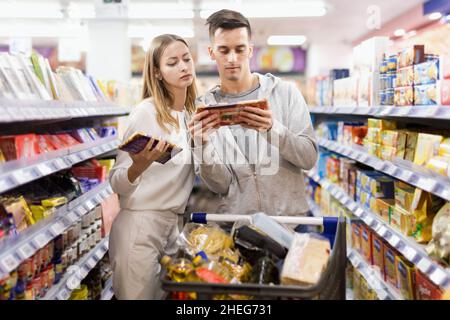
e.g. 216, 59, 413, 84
0, 0, 426, 46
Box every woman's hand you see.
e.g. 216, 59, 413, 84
188, 109, 221, 146
127, 138, 170, 183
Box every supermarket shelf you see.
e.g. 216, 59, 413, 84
101, 276, 114, 300
0, 135, 120, 194
41, 237, 109, 300
347, 249, 403, 300
318, 138, 450, 202
0, 99, 132, 123
306, 170, 450, 289
0, 182, 113, 278
309, 105, 450, 120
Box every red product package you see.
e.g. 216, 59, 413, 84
441, 79, 450, 106
47, 135, 68, 149
415, 270, 443, 300
56, 134, 80, 147
352, 126, 368, 145
443, 54, 450, 80
195, 267, 228, 284
360, 224, 373, 265
0, 134, 38, 161
36, 135, 57, 154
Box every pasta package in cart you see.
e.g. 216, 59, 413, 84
281, 233, 331, 286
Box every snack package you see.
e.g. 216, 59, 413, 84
118, 131, 182, 164
404, 148, 416, 162
390, 206, 402, 231
397, 45, 425, 69
414, 59, 440, 85
177, 223, 234, 257
280, 233, 331, 286
383, 244, 398, 287
367, 128, 381, 144
439, 138, 450, 157
395, 256, 416, 300
380, 145, 405, 162
395, 66, 414, 87
351, 221, 362, 253
375, 198, 395, 223
413, 133, 443, 166
381, 130, 407, 149
372, 234, 384, 277
426, 202, 450, 265
426, 156, 450, 176
366, 142, 381, 158
414, 83, 439, 106
415, 270, 443, 300
361, 225, 373, 264
0, 134, 39, 161
196, 99, 268, 126
394, 86, 414, 106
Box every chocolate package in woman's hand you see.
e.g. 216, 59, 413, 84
118, 131, 182, 164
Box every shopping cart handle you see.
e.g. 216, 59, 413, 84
190, 213, 322, 225
191, 212, 207, 224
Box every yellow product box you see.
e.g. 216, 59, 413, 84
426, 156, 450, 176
381, 130, 407, 148
41, 197, 68, 208
390, 206, 402, 231
375, 198, 395, 223
98, 159, 116, 174
413, 133, 443, 166
404, 148, 416, 162
359, 275, 370, 300
438, 138, 450, 157
394, 181, 415, 212
353, 269, 362, 300
383, 244, 398, 288
398, 206, 415, 236
395, 256, 416, 300
367, 128, 381, 144
30, 205, 56, 222
380, 145, 405, 161
368, 118, 397, 130
366, 142, 381, 158
321, 189, 331, 216
404, 131, 419, 150
411, 188, 446, 243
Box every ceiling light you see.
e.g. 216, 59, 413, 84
406, 30, 417, 37
128, 2, 194, 19
267, 35, 307, 46
0, 1, 63, 19
200, 1, 326, 19
393, 29, 406, 37
128, 25, 195, 39
428, 12, 442, 20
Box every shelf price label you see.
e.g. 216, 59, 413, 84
18, 243, 35, 260
50, 221, 65, 237
1, 254, 19, 272
33, 232, 50, 248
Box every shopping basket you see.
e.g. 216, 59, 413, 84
160, 213, 346, 300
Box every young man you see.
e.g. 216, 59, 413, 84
188, 9, 318, 216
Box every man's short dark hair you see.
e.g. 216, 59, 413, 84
206, 9, 251, 40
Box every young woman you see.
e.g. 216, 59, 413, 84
108, 34, 198, 300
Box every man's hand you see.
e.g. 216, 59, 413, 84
238, 106, 273, 132
188, 109, 221, 146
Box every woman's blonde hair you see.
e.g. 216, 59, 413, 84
142, 34, 197, 132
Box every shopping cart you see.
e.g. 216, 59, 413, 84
161, 213, 346, 300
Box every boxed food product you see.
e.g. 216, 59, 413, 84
339, 158, 357, 189
395, 66, 414, 87
411, 188, 446, 243
394, 86, 414, 106
372, 234, 384, 277
404, 148, 416, 162
326, 157, 340, 183
366, 142, 381, 158
0, 134, 39, 161
413, 133, 443, 166
426, 156, 450, 176
359, 276, 370, 300
361, 225, 373, 265
397, 45, 425, 69
397, 206, 415, 236
442, 79, 450, 105
414, 59, 440, 85
403, 131, 419, 150
352, 126, 368, 145
368, 118, 397, 130
380, 145, 406, 161
395, 256, 416, 300
414, 83, 439, 106
357, 170, 382, 191
390, 206, 402, 231
381, 130, 407, 149
375, 198, 395, 223
280, 233, 330, 286
367, 128, 381, 144
351, 221, 362, 253
415, 270, 443, 300
395, 181, 415, 212
353, 269, 362, 299
443, 54, 450, 79
367, 175, 395, 199
439, 138, 450, 157
383, 244, 398, 287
